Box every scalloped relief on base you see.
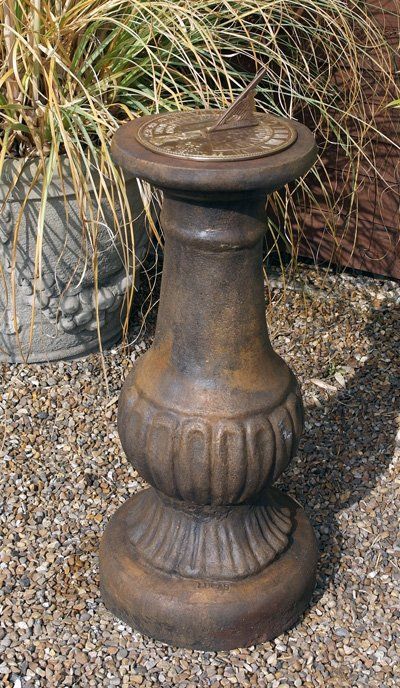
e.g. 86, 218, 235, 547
126, 488, 293, 581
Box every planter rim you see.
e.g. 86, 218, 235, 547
0, 152, 135, 202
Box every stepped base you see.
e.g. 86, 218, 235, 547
99, 488, 318, 650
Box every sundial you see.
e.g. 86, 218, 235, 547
101, 68, 318, 651
135, 68, 297, 161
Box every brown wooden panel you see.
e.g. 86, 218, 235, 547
294, 207, 400, 279
297, 0, 399, 279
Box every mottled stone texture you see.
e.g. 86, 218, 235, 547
0, 156, 148, 362
100, 115, 319, 650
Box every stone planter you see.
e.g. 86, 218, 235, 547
0, 156, 149, 362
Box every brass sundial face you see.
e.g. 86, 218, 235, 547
136, 111, 297, 162
136, 67, 298, 162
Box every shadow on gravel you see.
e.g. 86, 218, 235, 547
288, 299, 399, 606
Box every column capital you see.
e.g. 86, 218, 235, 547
111, 115, 317, 196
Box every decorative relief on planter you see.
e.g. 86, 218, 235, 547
15, 270, 134, 335
0, 162, 148, 362
57, 273, 134, 334
0, 204, 12, 244
1, 309, 21, 336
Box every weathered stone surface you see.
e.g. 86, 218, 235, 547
100, 113, 318, 650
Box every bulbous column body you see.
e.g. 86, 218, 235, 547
118, 192, 303, 508
100, 116, 319, 650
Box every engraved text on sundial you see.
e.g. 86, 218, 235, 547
137, 111, 297, 162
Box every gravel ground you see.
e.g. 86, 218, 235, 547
0, 264, 399, 688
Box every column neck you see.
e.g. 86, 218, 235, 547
154, 192, 272, 383
160, 192, 267, 251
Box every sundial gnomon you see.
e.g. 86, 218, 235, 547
136, 67, 297, 162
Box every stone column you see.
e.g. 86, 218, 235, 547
100, 116, 318, 650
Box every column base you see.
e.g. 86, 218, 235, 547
99, 488, 318, 651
